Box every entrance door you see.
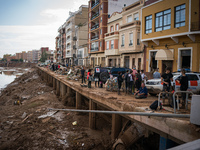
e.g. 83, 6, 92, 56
124, 56, 130, 68
178, 49, 192, 71
138, 58, 141, 70
162, 60, 173, 73
149, 51, 157, 72
109, 59, 112, 67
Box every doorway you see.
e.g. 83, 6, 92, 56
162, 60, 173, 74
124, 56, 130, 68
149, 51, 158, 72
178, 48, 192, 71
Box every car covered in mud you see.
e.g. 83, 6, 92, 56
145, 72, 200, 95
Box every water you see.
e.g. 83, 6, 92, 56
0, 67, 29, 90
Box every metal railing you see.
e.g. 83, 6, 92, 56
91, 0, 100, 9
48, 108, 190, 118
91, 12, 99, 20
91, 24, 99, 31
173, 91, 193, 114
91, 35, 99, 41
91, 47, 99, 52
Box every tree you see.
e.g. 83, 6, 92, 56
40, 51, 48, 62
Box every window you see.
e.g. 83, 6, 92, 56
89, 33, 90, 39
187, 75, 198, 81
129, 33, 133, 46
121, 35, 124, 47
100, 29, 102, 34
111, 40, 114, 49
106, 41, 109, 50
134, 13, 139, 20
155, 9, 171, 32
137, 32, 140, 45
116, 24, 119, 31
127, 15, 132, 23
175, 4, 185, 28
101, 17, 102, 22
145, 15, 152, 34
110, 26, 114, 32
101, 4, 103, 10
100, 41, 102, 47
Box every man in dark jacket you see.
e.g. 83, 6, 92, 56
176, 69, 188, 109
117, 72, 123, 95
134, 83, 148, 99
135, 70, 142, 90
81, 67, 86, 84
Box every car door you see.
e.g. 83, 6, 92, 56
187, 74, 199, 93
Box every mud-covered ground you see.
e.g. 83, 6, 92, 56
0, 68, 112, 150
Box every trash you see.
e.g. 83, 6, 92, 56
82, 143, 84, 146
14, 100, 21, 105
22, 114, 33, 123
105, 77, 125, 92
42, 117, 51, 123
72, 121, 77, 126
74, 136, 84, 140
38, 111, 58, 119
21, 112, 27, 119
67, 113, 70, 116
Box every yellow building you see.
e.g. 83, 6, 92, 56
141, 0, 200, 73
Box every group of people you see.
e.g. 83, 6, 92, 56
117, 67, 148, 99
161, 67, 188, 109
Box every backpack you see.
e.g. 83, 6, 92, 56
150, 100, 161, 110
136, 74, 142, 82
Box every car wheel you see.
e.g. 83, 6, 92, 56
149, 93, 157, 96
115, 143, 126, 150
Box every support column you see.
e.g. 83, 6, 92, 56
56, 80, 60, 96
61, 83, 66, 98
53, 78, 56, 90
111, 114, 122, 140
89, 99, 97, 129
67, 86, 72, 94
76, 92, 82, 109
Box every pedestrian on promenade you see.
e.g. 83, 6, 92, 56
117, 71, 124, 95
134, 83, 148, 99
81, 67, 86, 84
161, 67, 173, 100
135, 70, 142, 90
141, 70, 147, 84
153, 68, 161, 79
128, 70, 134, 94
124, 70, 129, 94
132, 66, 137, 93
87, 69, 92, 88
176, 69, 188, 109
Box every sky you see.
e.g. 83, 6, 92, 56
0, 0, 88, 58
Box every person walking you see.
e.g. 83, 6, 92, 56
124, 70, 130, 94
81, 67, 86, 84
161, 67, 173, 101
132, 66, 137, 93
128, 70, 134, 94
87, 69, 92, 88
153, 68, 161, 79
140, 70, 147, 84
117, 72, 123, 95
176, 69, 188, 109
135, 70, 142, 90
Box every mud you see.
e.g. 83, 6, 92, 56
0, 68, 112, 150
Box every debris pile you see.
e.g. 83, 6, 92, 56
105, 77, 125, 92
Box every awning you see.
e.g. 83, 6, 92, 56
155, 49, 174, 60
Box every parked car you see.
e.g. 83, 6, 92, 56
110, 67, 131, 77
146, 72, 200, 95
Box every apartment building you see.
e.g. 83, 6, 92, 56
56, 5, 88, 66
27, 51, 33, 63
16, 53, 22, 60
88, 0, 139, 67
32, 50, 41, 63
74, 23, 89, 66
141, 0, 200, 73
105, 12, 122, 67
22, 51, 27, 62
119, 1, 145, 69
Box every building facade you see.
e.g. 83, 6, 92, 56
88, 0, 140, 67
16, 53, 22, 60
141, 0, 200, 73
27, 51, 33, 63
119, 0, 145, 70
22, 51, 27, 62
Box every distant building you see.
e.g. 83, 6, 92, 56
3, 54, 11, 59
22, 51, 27, 62
40, 47, 49, 54
32, 50, 41, 63
16, 53, 22, 60
27, 51, 33, 63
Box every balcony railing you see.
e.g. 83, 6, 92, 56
129, 43, 133, 46
91, 23, 99, 31
77, 54, 83, 58
91, 0, 100, 9
91, 47, 99, 52
91, 35, 99, 41
91, 12, 99, 20
191, 22, 200, 31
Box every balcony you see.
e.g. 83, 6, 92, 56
91, 12, 99, 20
66, 46, 71, 50
91, 23, 99, 31
105, 31, 119, 37
129, 43, 133, 46
77, 54, 83, 58
91, 35, 99, 41
191, 21, 200, 31
105, 49, 119, 56
120, 20, 141, 29
73, 36, 77, 41
91, 47, 99, 52
73, 45, 76, 50
91, 0, 100, 9
66, 52, 73, 58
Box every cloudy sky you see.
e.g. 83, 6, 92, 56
0, 0, 88, 58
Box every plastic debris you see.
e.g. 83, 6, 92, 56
72, 121, 77, 126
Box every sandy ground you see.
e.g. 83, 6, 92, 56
0, 68, 112, 150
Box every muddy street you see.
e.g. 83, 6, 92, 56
0, 68, 112, 150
